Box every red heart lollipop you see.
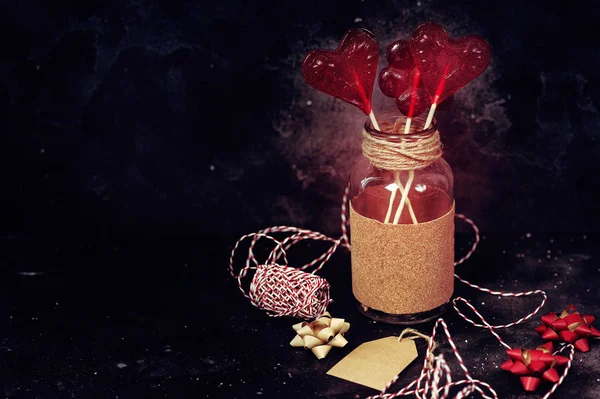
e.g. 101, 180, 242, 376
379, 40, 453, 117
302, 28, 379, 115
410, 23, 491, 104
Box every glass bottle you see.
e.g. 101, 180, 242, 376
349, 110, 455, 324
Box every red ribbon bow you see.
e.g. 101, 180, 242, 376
535, 304, 600, 352
501, 342, 568, 392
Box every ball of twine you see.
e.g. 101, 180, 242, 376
229, 221, 350, 320
250, 264, 331, 319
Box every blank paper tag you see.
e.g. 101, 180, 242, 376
326, 337, 418, 391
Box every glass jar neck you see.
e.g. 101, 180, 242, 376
364, 112, 437, 143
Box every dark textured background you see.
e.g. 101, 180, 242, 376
2, 0, 599, 240
1, 2, 600, 399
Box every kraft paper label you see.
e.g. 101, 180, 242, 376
327, 337, 418, 390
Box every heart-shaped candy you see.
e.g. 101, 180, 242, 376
410, 23, 491, 103
302, 28, 379, 115
379, 40, 452, 117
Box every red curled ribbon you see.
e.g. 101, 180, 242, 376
501, 342, 568, 392
535, 304, 600, 352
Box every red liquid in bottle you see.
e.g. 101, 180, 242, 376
352, 185, 452, 224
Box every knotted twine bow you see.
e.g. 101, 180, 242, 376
535, 304, 600, 352
290, 312, 350, 359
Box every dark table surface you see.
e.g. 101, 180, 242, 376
0, 232, 599, 398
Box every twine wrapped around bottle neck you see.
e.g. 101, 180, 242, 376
361, 123, 443, 171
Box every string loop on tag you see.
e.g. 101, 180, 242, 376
398, 328, 438, 360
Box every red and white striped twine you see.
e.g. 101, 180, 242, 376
369, 307, 574, 399
452, 214, 548, 330
229, 182, 572, 397
228, 184, 351, 319
541, 344, 575, 399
